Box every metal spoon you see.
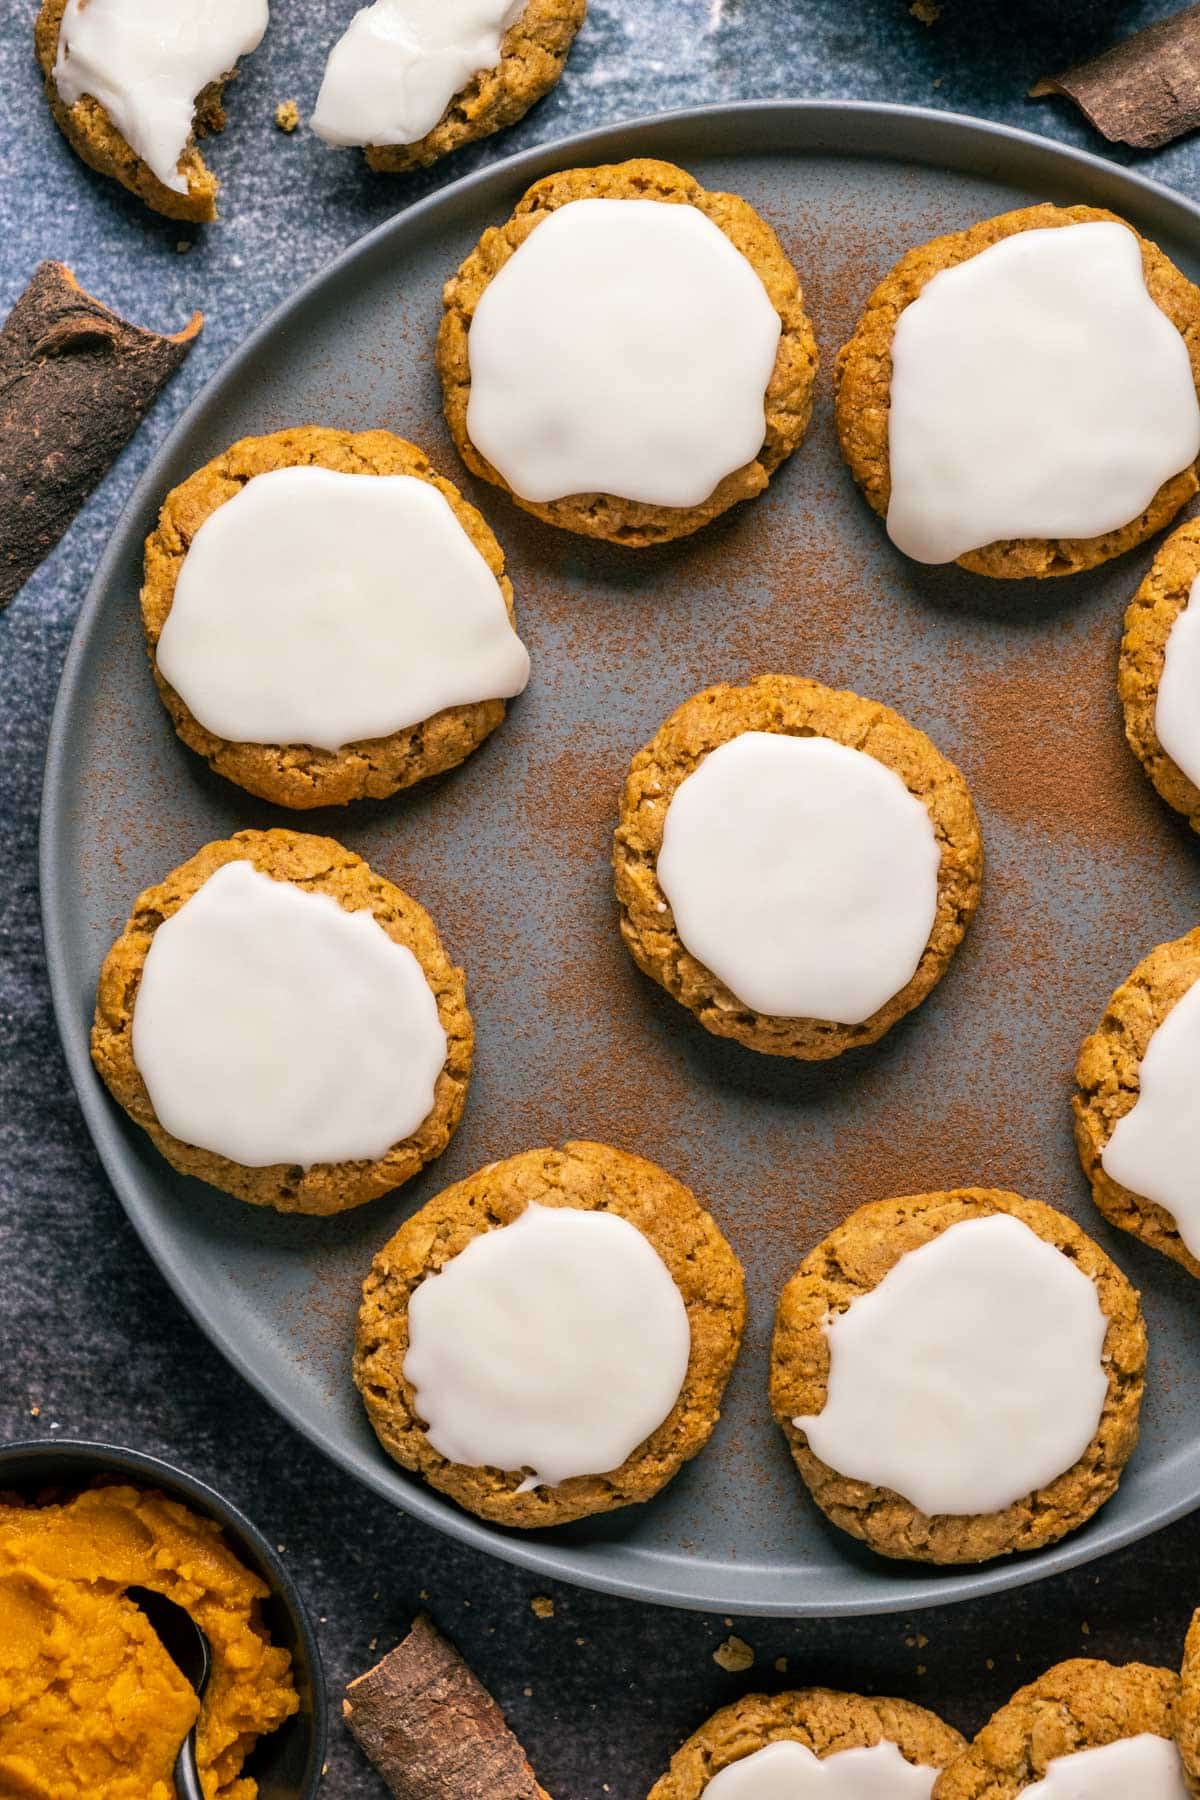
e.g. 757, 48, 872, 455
128, 1586, 212, 1800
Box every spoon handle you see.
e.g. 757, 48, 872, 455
173, 1727, 206, 1800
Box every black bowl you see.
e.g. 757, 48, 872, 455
0, 1438, 328, 1798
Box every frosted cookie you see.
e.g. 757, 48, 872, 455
354, 1141, 745, 1526
141, 427, 530, 809
1074, 929, 1200, 1282
835, 205, 1200, 578
770, 1189, 1146, 1564
648, 1690, 966, 1800
933, 1660, 1185, 1799
613, 676, 982, 1060
1175, 1611, 1200, 1794
438, 159, 818, 546
311, 0, 586, 173
35, 0, 268, 223
91, 830, 472, 1215
1120, 518, 1200, 832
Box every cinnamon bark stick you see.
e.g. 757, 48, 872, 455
343, 1613, 551, 1800
0, 261, 201, 608
1031, 5, 1200, 151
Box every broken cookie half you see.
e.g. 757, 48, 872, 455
310, 0, 586, 175
34, 0, 269, 223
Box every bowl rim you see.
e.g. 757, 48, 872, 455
0, 1435, 329, 1797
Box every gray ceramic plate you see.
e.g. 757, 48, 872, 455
42, 102, 1200, 1616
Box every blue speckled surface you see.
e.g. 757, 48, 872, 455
6, 4, 1200, 1795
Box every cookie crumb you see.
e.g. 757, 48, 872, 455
275, 99, 300, 133
774, 1656, 788, 1674
531, 1596, 554, 1620
910, 0, 942, 21
713, 1635, 754, 1673
175, 240, 192, 254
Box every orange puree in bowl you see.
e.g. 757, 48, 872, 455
0, 1485, 299, 1799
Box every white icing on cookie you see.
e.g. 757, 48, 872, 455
1101, 972, 1200, 1260
465, 199, 782, 508
154, 466, 529, 753
703, 1738, 938, 1798
54, 0, 269, 194
403, 1201, 691, 1485
1154, 573, 1200, 792
131, 860, 447, 1168
794, 1214, 1109, 1517
654, 732, 941, 1025
311, 0, 523, 148
887, 222, 1200, 564
1018, 1734, 1188, 1798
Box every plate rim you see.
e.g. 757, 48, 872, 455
40, 97, 1200, 1617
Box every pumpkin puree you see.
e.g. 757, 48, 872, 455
0, 1485, 298, 1799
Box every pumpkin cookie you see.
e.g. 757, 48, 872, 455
91, 829, 472, 1215
438, 158, 818, 546
35, 0, 267, 223
613, 675, 982, 1059
141, 427, 529, 810
355, 1141, 745, 1527
648, 1689, 966, 1799
312, 0, 586, 173
1074, 929, 1200, 1282
1120, 518, 1200, 832
1175, 1612, 1200, 1795
770, 1189, 1146, 1565
836, 204, 1200, 578
933, 1659, 1185, 1799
